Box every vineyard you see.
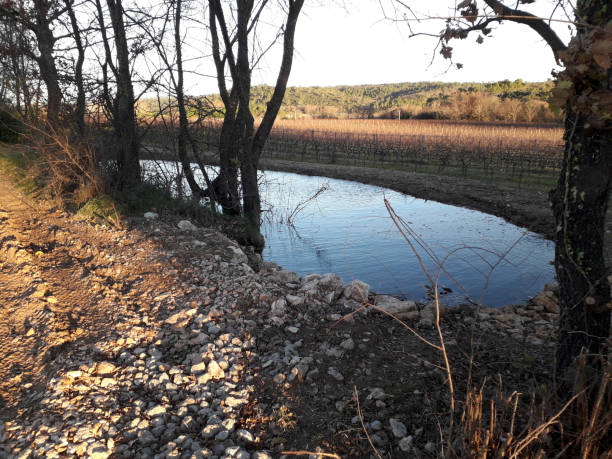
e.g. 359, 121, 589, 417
146, 118, 565, 189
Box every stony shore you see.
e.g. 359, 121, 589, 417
1, 182, 560, 458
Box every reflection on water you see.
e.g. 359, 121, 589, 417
142, 160, 555, 307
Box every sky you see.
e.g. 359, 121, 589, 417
181, 0, 572, 95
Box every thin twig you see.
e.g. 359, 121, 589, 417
280, 451, 341, 459
354, 386, 382, 459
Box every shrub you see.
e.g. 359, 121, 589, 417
0, 108, 23, 143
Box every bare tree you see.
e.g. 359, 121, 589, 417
64, 0, 87, 135
207, 0, 304, 249
0, 15, 37, 118
131, 0, 216, 201
0, 0, 65, 126
98, 0, 141, 189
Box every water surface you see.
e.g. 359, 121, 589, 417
143, 160, 555, 306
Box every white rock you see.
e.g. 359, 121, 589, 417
270, 316, 284, 326
207, 360, 225, 380
177, 220, 196, 231
375, 295, 417, 318
227, 246, 248, 264
417, 316, 435, 329
87, 442, 111, 459
100, 378, 116, 388
398, 435, 413, 452
88, 442, 111, 459
190, 362, 207, 374
144, 212, 159, 220
343, 280, 370, 302
252, 452, 273, 459
370, 420, 383, 430
532, 292, 559, 313
286, 294, 304, 306
224, 446, 250, 459
225, 396, 246, 408
138, 429, 155, 445
95, 362, 116, 375
201, 424, 221, 439
235, 428, 254, 444
389, 418, 407, 438
270, 298, 287, 317
367, 388, 385, 400
271, 270, 299, 284
222, 418, 237, 431
299, 273, 344, 305
327, 367, 344, 382
147, 405, 166, 417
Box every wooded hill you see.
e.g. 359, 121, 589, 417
138, 80, 560, 123
252, 79, 557, 119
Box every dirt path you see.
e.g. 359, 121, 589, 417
0, 173, 174, 420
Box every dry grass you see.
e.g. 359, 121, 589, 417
273, 118, 562, 142
271, 119, 564, 156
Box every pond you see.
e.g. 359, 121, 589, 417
143, 160, 555, 306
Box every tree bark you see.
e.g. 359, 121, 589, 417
32, 0, 62, 127
550, 0, 612, 385
65, 0, 86, 136
209, 1, 241, 215
106, 0, 141, 189
173, 0, 204, 199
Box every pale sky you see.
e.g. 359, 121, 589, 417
179, 0, 572, 95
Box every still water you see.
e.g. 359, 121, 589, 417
143, 161, 555, 306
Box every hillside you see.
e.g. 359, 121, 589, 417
137, 80, 560, 123
250, 79, 556, 120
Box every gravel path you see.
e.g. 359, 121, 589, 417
0, 173, 268, 458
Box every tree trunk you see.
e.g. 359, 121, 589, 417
243, 0, 304, 250
550, 0, 612, 386
173, 0, 204, 199
107, 0, 140, 189
217, 114, 241, 215
551, 113, 612, 381
65, 0, 86, 136
239, 158, 264, 248
33, 0, 61, 127
208, 0, 303, 250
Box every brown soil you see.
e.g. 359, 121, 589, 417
0, 173, 178, 420
245, 303, 556, 458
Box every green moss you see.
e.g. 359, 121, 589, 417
77, 194, 120, 225
0, 147, 46, 195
